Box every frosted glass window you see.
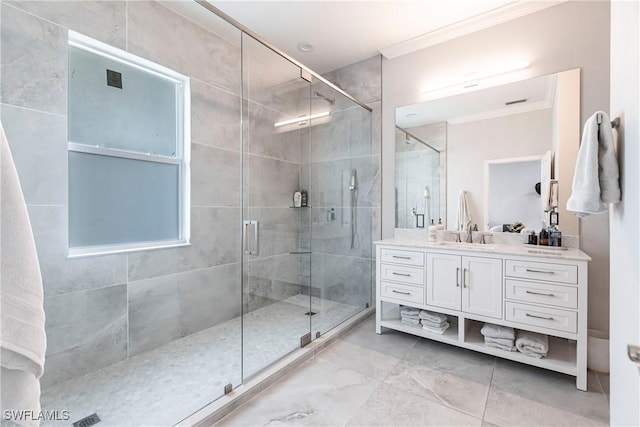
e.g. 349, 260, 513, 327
69, 152, 180, 247
69, 46, 178, 157
67, 32, 190, 254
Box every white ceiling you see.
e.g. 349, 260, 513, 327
208, 0, 565, 74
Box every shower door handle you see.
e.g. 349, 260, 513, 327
243, 220, 259, 255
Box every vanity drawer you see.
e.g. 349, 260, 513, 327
505, 301, 577, 333
380, 281, 424, 305
380, 248, 424, 267
505, 260, 577, 284
380, 263, 425, 286
505, 279, 578, 309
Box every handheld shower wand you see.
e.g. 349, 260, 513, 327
350, 170, 358, 249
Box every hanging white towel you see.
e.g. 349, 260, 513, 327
456, 190, 472, 231
1, 121, 47, 425
566, 111, 621, 217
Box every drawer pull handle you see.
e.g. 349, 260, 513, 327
525, 290, 555, 297
392, 272, 411, 277
525, 313, 554, 321
392, 290, 411, 295
525, 268, 555, 274
456, 267, 460, 287
392, 255, 411, 260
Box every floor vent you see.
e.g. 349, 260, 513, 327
73, 413, 101, 427
304, 311, 317, 316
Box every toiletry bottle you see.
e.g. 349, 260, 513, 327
549, 227, 562, 247
301, 190, 308, 207
437, 218, 444, 231
528, 231, 538, 245
539, 227, 549, 246
428, 219, 437, 242
293, 191, 302, 208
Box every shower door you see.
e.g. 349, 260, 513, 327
241, 34, 312, 378
307, 80, 375, 336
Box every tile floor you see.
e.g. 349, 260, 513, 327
37, 295, 360, 427
217, 315, 610, 427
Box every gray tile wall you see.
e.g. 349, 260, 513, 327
0, 0, 380, 388
0, 0, 244, 387
308, 56, 382, 311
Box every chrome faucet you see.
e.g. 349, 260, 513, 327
466, 225, 473, 243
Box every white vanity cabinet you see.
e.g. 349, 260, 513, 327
426, 253, 502, 319
375, 239, 591, 391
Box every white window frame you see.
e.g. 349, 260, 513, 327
67, 31, 191, 257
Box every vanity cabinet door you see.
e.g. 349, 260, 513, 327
426, 253, 461, 311
461, 256, 503, 319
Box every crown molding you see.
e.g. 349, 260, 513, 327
379, 0, 569, 60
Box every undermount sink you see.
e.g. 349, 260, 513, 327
434, 241, 496, 250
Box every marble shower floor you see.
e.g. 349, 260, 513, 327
39, 295, 361, 427
217, 315, 611, 427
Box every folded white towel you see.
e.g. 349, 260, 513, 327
422, 322, 450, 335
567, 111, 621, 217
485, 336, 515, 347
419, 310, 448, 323
456, 190, 472, 231
400, 307, 420, 316
401, 318, 420, 326
1, 122, 47, 421
516, 331, 549, 358
485, 336, 516, 351
480, 323, 515, 340
485, 341, 517, 352
421, 319, 448, 328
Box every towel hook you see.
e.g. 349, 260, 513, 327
597, 112, 621, 128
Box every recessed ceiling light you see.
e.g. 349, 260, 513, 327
297, 41, 314, 53
406, 113, 418, 118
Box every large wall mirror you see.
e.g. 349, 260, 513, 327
395, 68, 580, 235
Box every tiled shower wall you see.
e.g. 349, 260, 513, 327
0, 0, 381, 387
0, 0, 246, 386
318, 56, 382, 307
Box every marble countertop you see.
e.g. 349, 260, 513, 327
375, 237, 591, 262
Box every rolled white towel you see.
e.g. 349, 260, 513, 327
480, 323, 515, 340
485, 336, 516, 351
516, 331, 549, 358
419, 310, 448, 323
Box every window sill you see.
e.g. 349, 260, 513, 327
68, 240, 191, 259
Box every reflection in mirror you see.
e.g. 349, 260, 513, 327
395, 126, 445, 229
395, 69, 580, 235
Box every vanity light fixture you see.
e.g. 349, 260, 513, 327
274, 111, 330, 127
